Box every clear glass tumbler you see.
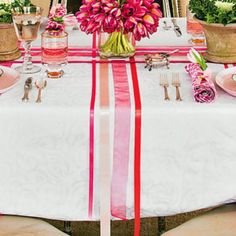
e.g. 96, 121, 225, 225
186, 6, 205, 46
41, 30, 68, 79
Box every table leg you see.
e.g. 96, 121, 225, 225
158, 217, 166, 236
64, 221, 72, 235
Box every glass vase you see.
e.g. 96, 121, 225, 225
98, 30, 135, 58
41, 30, 68, 79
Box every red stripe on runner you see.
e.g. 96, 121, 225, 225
224, 64, 229, 69
0, 62, 13, 67
22, 46, 206, 52
130, 57, 142, 236
88, 32, 97, 218
10, 59, 192, 64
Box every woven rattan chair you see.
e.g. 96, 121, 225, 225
162, 204, 236, 236
177, 0, 189, 17
31, 0, 52, 16
0, 215, 69, 236
162, 0, 189, 17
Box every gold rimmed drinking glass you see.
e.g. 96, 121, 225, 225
12, 6, 43, 74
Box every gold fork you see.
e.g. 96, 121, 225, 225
160, 73, 170, 101
172, 73, 182, 101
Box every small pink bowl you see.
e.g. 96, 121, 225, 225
215, 67, 236, 97
0, 65, 20, 94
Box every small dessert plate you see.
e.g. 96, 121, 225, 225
0, 65, 20, 94
215, 67, 236, 97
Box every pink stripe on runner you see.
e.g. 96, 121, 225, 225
111, 62, 131, 220
0, 62, 14, 67
88, 32, 97, 218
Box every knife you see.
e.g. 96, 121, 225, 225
171, 19, 182, 37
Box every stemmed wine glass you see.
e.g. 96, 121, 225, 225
12, 6, 42, 74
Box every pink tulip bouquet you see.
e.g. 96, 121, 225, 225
76, 0, 162, 56
46, 4, 77, 32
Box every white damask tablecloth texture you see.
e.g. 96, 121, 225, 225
0, 18, 236, 221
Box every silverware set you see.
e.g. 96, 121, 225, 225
172, 73, 182, 101
22, 76, 47, 103
22, 77, 32, 102
159, 73, 182, 101
162, 19, 182, 37
35, 78, 47, 103
171, 19, 182, 37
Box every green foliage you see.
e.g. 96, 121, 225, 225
189, 0, 236, 25
0, 3, 12, 23
11, 0, 32, 8
192, 50, 207, 71
0, 0, 34, 23
53, 17, 64, 23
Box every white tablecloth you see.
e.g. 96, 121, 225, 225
0, 18, 236, 221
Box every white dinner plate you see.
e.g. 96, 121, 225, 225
215, 67, 236, 97
0, 65, 20, 94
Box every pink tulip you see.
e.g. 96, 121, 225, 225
49, 4, 67, 18
143, 14, 155, 25
63, 14, 77, 27
76, 0, 162, 41
46, 20, 65, 31
103, 15, 121, 33
111, 8, 121, 18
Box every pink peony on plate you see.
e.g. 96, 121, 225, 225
215, 67, 236, 97
0, 65, 20, 94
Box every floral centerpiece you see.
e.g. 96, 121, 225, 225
42, 4, 77, 78
46, 3, 77, 32
76, 0, 162, 57
189, 0, 236, 63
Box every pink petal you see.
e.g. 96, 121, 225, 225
143, 14, 155, 24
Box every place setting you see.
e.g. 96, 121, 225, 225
0, 0, 77, 103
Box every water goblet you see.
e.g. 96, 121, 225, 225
12, 6, 43, 74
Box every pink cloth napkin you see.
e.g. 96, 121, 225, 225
185, 63, 217, 103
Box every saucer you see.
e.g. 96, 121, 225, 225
215, 67, 236, 97
0, 65, 20, 94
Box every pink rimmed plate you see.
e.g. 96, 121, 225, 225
215, 67, 236, 97
0, 65, 20, 94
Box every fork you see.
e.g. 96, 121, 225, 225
22, 77, 32, 102
171, 19, 182, 37
160, 73, 170, 101
35, 78, 47, 103
172, 73, 182, 101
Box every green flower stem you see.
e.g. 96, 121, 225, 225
100, 31, 135, 57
